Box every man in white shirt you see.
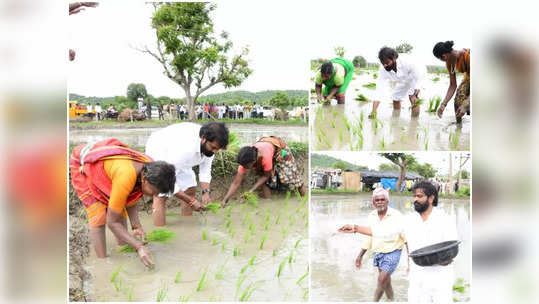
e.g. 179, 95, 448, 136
94, 103, 102, 120
370, 47, 425, 118
404, 180, 458, 303
145, 122, 229, 225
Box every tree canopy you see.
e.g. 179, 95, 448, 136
353, 56, 367, 68
126, 83, 147, 101
395, 42, 413, 54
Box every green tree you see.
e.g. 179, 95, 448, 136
332, 160, 348, 171
334, 46, 345, 58
395, 42, 413, 54
157, 96, 171, 105
142, 3, 252, 121
409, 163, 436, 178
379, 153, 417, 192
126, 83, 147, 102
352, 56, 367, 68
268, 92, 293, 120
379, 163, 398, 171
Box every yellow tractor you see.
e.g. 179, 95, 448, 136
69, 101, 94, 120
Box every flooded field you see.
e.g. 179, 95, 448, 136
310, 194, 471, 302
81, 195, 308, 302
70, 123, 308, 147
311, 69, 470, 151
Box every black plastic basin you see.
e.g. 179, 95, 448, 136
409, 240, 461, 266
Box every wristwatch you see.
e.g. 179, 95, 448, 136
201, 188, 211, 195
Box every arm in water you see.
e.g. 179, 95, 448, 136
221, 171, 245, 206
437, 67, 458, 118
107, 209, 154, 268
325, 85, 341, 102
126, 203, 145, 241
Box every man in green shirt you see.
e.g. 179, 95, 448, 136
315, 58, 355, 104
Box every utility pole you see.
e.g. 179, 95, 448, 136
448, 153, 453, 194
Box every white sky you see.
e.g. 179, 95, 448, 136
68, 0, 471, 98
314, 152, 471, 176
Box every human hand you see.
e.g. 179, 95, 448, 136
338, 224, 355, 233
437, 104, 446, 118
189, 199, 203, 212
132, 226, 146, 242
201, 193, 211, 207
439, 259, 453, 266
456, 104, 467, 118
355, 255, 362, 269
137, 245, 155, 269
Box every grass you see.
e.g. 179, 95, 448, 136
156, 284, 168, 302
259, 232, 268, 249
110, 266, 122, 283
427, 96, 442, 112
205, 203, 221, 214
196, 269, 208, 292
146, 229, 176, 243
174, 270, 182, 283
297, 267, 309, 285
362, 82, 376, 89
277, 258, 287, 277
354, 94, 369, 102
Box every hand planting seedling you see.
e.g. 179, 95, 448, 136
205, 203, 221, 214
146, 229, 176, 243
241, 192, 259, 207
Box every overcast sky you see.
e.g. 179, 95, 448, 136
314, 152, 471, 175
68, 0, 471, 98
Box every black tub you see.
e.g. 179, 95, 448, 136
409, 240, 461, 266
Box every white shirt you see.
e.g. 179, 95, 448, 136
95, 105, 102, 113
404, 207, 457, 286
375, 56, 425, 100
145, 123, 214, 184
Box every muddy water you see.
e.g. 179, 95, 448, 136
311, 70, 470, 151
310, 194, 471, 302
69, 123, 308, 147
83, 196, 308, 302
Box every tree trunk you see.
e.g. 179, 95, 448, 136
396, 159, 408, 192
184, 85, 196, 121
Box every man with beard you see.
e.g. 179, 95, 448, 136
145, 122, 229, 225
338, 188, 409, 302
404, 180, 458, 303
369, 47, 425, 118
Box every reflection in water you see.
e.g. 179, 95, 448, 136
83, 197, 308, 301
311, 72, 470, 151
70, 123, 308, 147
310, 194, 471, 302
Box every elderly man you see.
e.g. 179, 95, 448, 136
145, 122, 229, 225
339, 188, 409, 302
369, 47, 425, 118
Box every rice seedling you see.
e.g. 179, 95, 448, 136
119, 245, 135, 253
303, 289, 309, 300
244, 230, 251, 243
178, 294, 192, 302
296, 267, 309, 285
287, 250, 294, 263
212, 237, 218, 245
126, 286, 133, 301
373, 73, 378, 79
165, 212, 176, 217
202, 229, 208, 240
235, 273, 248, 297
432, 77, 440, 82
259, 232, 268, 249
414, 98, 424, 106
242, 192, 259, 207
196, 269, 208, 292
427, 96, 442, 112
281, 226, 289, 238
113, 278, 123, 292
362, 82, 376, 89
215, 258, 229, 280
294, 238, 303, 248
275, 213, 281, 225
360, 110, 365, 123
317, 132, 322, 143
146, 229, 175, 243
205, 203, 221, 214
453, 129, 461, 149
273, 248, 277, 256
221, 242, 226, 252
240, 264, 250, 274
424, 139, 429, 150
174, 270, 182, 283
354, 94, 368, 102
277, 258, 287, 277
226, 218, 232, 229
242, 211, 251, 226
380, 137, 386, 150
343, 116, 351, 131
156, 284, 168, 302
110, 266, 122, 283
338, 129, 344, 143
331, 120, 336, 128
239, 281, 263, 302
332, 109, 338, 119
233, 247, 240, 256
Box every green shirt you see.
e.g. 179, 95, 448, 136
315, 63, 345, 86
